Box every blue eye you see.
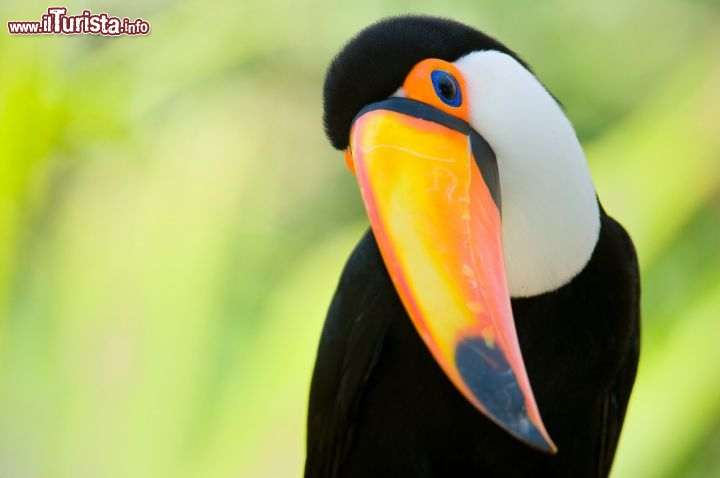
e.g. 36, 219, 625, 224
431, 70, 462, 107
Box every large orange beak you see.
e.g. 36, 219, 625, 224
347, 97, 556, 452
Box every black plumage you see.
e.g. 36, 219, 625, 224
306, 213, 639, 477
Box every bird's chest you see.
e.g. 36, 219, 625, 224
512, 274, 626, 400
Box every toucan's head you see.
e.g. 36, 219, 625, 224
323, 16, 600, 453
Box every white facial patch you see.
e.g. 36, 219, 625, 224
454, 51, 600, 297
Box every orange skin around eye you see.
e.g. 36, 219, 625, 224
401, 58, 470, 122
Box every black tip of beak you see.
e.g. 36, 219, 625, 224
456, 338, 557, 453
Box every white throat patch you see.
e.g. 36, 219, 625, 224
455, 51, 600, 298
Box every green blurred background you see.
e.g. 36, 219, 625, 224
1, 0, 719, 476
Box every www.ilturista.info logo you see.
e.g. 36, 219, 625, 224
8, 7, 150, 36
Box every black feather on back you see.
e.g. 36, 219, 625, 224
322, 15, 527, 150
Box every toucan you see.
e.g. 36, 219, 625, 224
305, 15, 640, 477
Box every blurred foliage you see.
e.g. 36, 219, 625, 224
0, 0, 718, 477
